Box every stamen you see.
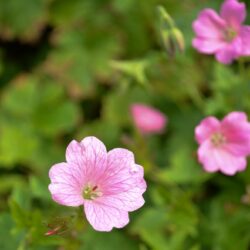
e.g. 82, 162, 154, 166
224, 27, 237, 42
211, 132, 226, 147
83, 184, 102, 200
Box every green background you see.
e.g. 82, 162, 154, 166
1, 0, 250, 249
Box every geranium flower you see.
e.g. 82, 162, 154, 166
131, 103, 167, 134
192, 0, 250, 64
195, 112, 250, 175
48, 136, 146, 231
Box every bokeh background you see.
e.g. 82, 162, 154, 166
1, 0, 250, 249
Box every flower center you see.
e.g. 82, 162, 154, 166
210, 132, 226, 147
224, 27, 237, 42
82, 184, 102, 200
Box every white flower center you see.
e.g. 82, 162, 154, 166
82, 184, 102, 200
210, 132, 226, 147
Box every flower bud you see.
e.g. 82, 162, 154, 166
157, 6, 185, 57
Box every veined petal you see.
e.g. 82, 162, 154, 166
84, 201, 129, 231
48, 163, 84, 206
80, 137, 107, 182
97, 149, 146, 211
66, 140, 85, 166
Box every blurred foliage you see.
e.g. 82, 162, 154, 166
0, 0, 250, 249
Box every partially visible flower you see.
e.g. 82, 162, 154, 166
130, 103, 167, 134
48, 136, 146, 232
195, 112, 250, 175
192, 0, 250, 64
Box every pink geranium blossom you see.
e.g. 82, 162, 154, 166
48, 136, 146, 231
131, 103, 167, 134
195, 112, 250, 175
192, 0, 250, 64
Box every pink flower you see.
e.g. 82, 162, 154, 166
192, 0, 250, 64
195, 112, 250, 175
48, 136, 146, 231
131, 103, 167, 134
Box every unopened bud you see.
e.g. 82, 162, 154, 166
171, 28, 185, 53
157, 6, 185, 57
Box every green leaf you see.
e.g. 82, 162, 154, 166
0, 0, 47, 38
130, 208, 169, 250
81, 228, 138, 250
0, 213, 22, 250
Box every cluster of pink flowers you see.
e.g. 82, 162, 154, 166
48, 0, 250, 232
193, 0, 250, 64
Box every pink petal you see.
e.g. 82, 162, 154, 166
197, 140, 220, 173
99, 149, 146, 211
223, 142, 250, 157
80, 137, 108, 182
215, 45, 238, 64
220, 0, 246, 29
192, 38, 226, 54
221, 112, 250, 156
195, 117, 220, 144
131, 104, 167, 134
84, 201, 129, 231
222, 111, 248, 123
48, 163, 84, 206
198, 141, 247, 175
192, 9, 226, 39
66, 140, 85, 166
213, 149, 247, 175
238, 26, 250, 55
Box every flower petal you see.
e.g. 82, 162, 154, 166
197, 141, 247, 175
238, 26, 250, 55
222, 111, 248, 123
131, 103, 167, 134
98, 149, 146, 211
48, 163, 84, 206
195, 117, 220, 144
215, 45, 238, 64
192, 38, 226, 54
220, 0, 246, 29
192, 9, 226, 39
80, 137, 107, 182
197, 140, 220, 173
221, 112, 250, 156
66, 140, 85, 165
84, 201, 129, 231
214, 149, 247, 175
